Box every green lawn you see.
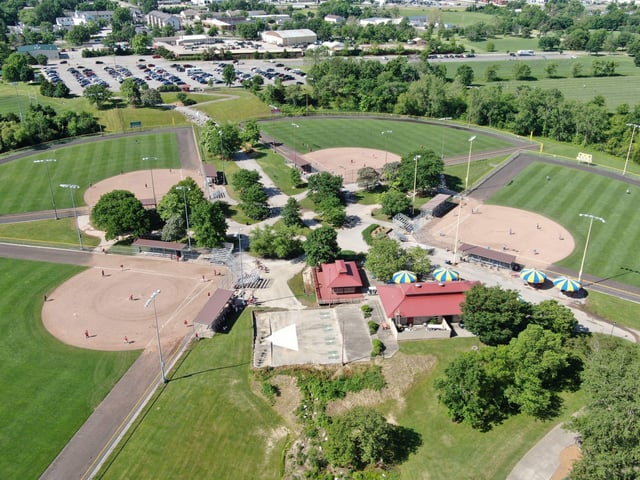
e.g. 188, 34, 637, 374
0, 133, 180, 215
97, 309, 286, 480
252, 147, 307, 196
194, 88, 271, 123
98, 104, 188, 133
444, 155, 509, 191
260, 118, 513, 160
0, 218, 100, 248
584, 290, 640, 332
488, 162, 640, 287
0, 258, 138, 479
391, 339, 586, 479
465, 35, 541, 54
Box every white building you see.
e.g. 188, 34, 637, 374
359, 17, 393, 26
72, 10, 114, 25
261, 29, 317, 47
146, 11, 182, 30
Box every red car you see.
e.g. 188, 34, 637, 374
152, 55, 161, 59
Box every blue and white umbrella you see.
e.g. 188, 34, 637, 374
520, 268, 547, 284
553, 277, 582, 292
432, 267, 460, 282
392, 270, 417, 284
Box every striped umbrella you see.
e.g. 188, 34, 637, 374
519, 268, 547, 284
392, 270, 417, 284
553, 277, 582, 292
432, 267, 460, 282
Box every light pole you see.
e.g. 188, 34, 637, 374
577, 213, 605, 284
623, 123, 640, 176
145, 290, 167, 384
236, 231, 245, 298
142, 156, 158, 206
411, 154, 421, 216
33, 158, 58, 219
439, 117, 452, 160
464, 136, 477, 191
176, 186, 191, 251
59, 183, 83, 250
467, 86, 478, 128
452, 137, 477, 264
381, 130, 392, 165
218, 128, 225, 185
291, 123, 300, 165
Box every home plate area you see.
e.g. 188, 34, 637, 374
253, 306, 372, 368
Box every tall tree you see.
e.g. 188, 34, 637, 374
83, 84, 113, 109
2, 53, 34, 81
365, 238, 407, 282
397, 149, 444, 195
568, 340, 640, 480
281, 197, 303, 227
190, 201, 227, 247
304, 226, 339, 266
90, 190, 150, 240
461, 284, 531, 345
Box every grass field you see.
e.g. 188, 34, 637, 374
0, 218, 100, 248
0, 258, 138, 479
488, 162, 640, 287
584, 290, 640, 332
0, 133, 180, 215
252, 146, 307, 196
391, 339, 586, 479
446, 55, 640, 109
97, 309, 285, 480
260, 118, 513, 160
194, 88, 271, 123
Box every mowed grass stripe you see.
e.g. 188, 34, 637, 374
261, 118, 512, 159
0, 258, 138, 479
488, 162, 640, 286
0, 133, 180, 215
98, 310, 284, 480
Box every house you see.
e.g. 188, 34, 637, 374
17, 44, 59, 60
146, 11, 181, 30
202, 16, 249, 31
324, 14, 346, 24
359, 17, 393, 27
313, 259, 364, 305
72, 10, 114, 25
377, 280, 478, 327
261, 29, 317, 47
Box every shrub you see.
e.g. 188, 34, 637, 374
260, 381, 279, 403
368, 320, 379, 335
371, 339, 385, 357
362, 224, 379, 246
361, 304, 373, 318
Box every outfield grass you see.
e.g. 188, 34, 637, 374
260, 118, 512, 160
0, 218, 100, 248
194, 88, 271, 123
488, 162, 640, 287
465, 35, 542, 54
0, 133, 180, 215
390, 339, 586, 479
0, 258, 139, 479
97, 309, 286, 480
98, 104, 188, 133
444, 155, 508, 191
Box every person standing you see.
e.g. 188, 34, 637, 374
85, 329, 89, 339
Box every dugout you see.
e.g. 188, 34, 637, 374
133, 239, 187, 259
193, 289, 235, 332
459, 243, 520, 270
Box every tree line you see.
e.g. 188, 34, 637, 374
260, 55, 640, 163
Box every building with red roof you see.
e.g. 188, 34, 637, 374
313, 259, 364, 305
377, 280, 478, 327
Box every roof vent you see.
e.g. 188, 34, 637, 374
416, 283, 421, 288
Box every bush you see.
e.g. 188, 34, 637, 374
260, 381, 279, 403
361, 304, 373, 318
362, 224, 379, 246
368, 320, 379, 335
371, 339, 385, 357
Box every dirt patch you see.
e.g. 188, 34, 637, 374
303, 147, 401, 184
326, 353, 437, 417
551, 444, 581, 480
419, 197, 574, 269
270, 375, 304, 432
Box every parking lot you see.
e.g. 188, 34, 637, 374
40, 50, 308, 96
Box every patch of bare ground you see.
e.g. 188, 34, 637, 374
269, 374, 304, 432
551, 444, 581, 480
326, 352, 437, 417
